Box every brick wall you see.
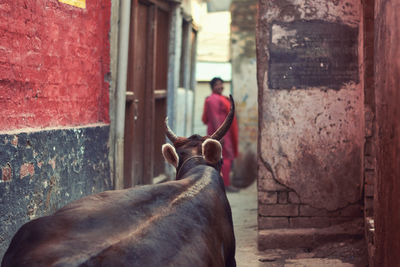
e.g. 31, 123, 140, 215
258, 161, 363, 230
0, 0, 110, 131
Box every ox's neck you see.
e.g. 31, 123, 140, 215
176, 156, 215, 179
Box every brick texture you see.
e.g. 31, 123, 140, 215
288, 192, 300, 203
0, 1, 110, 131
258, 216, 289, 229
259, 204, 299, 217
278, 191, 288, 204
289, 217, 354, 229
258, 191, 277, 204
299, 204, 363, 217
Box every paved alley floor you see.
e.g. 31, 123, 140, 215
226, 182, 369, 267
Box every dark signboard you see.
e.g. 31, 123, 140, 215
268, 20, 359, 90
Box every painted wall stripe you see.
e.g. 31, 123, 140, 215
59, 0, 86, 8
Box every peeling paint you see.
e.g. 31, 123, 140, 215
0, 125, 111, 258
1, 163, 12, 182
20, 163, 35, 178
271, 25, 297, 46
11, 136, 18, 146
48, 157, 56, 170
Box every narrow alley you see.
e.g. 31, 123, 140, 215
228, 183, 368, 267
1, 0, 400, 266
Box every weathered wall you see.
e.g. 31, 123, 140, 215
374, 0, 400, 265
0, 126, 111, 258
0, 1, 111, 258
230, 0, 258, 187
256, 0, 364, 234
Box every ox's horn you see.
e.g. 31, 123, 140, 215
211, 95, 235, 140
165, 117, 179, 144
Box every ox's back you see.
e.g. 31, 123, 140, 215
2, 165, 235, 267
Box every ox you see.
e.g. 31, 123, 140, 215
1, 96, 237, 267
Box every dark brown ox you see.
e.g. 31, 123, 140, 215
1, 96, 237, 267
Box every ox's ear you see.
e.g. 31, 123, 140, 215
202, 139, 222, 165
162, 143, 179, 168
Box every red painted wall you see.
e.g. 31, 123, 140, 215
0, 0, 110, 131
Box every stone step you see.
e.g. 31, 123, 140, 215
284, 258, 356, 266
258, 219, 364, 250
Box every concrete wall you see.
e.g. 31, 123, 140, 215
230, 0, 258, 187
374, 0, 400, 265
256, 0, 364, 238
0, 1, 112, 257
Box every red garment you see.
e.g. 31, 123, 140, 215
202, 93, 239, 160
221, 158, 232, 186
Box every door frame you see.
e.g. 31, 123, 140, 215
123, 0, 172, 187
112, 0, 183, 189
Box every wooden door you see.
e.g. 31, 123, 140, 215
124, 0, 170, 187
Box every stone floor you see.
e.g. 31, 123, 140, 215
227, 182, 369, 267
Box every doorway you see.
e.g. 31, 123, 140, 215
124, 0, 170, 187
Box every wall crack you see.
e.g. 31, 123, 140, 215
259, 154, 293, 191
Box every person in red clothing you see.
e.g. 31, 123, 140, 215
202, 77, 239, 192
